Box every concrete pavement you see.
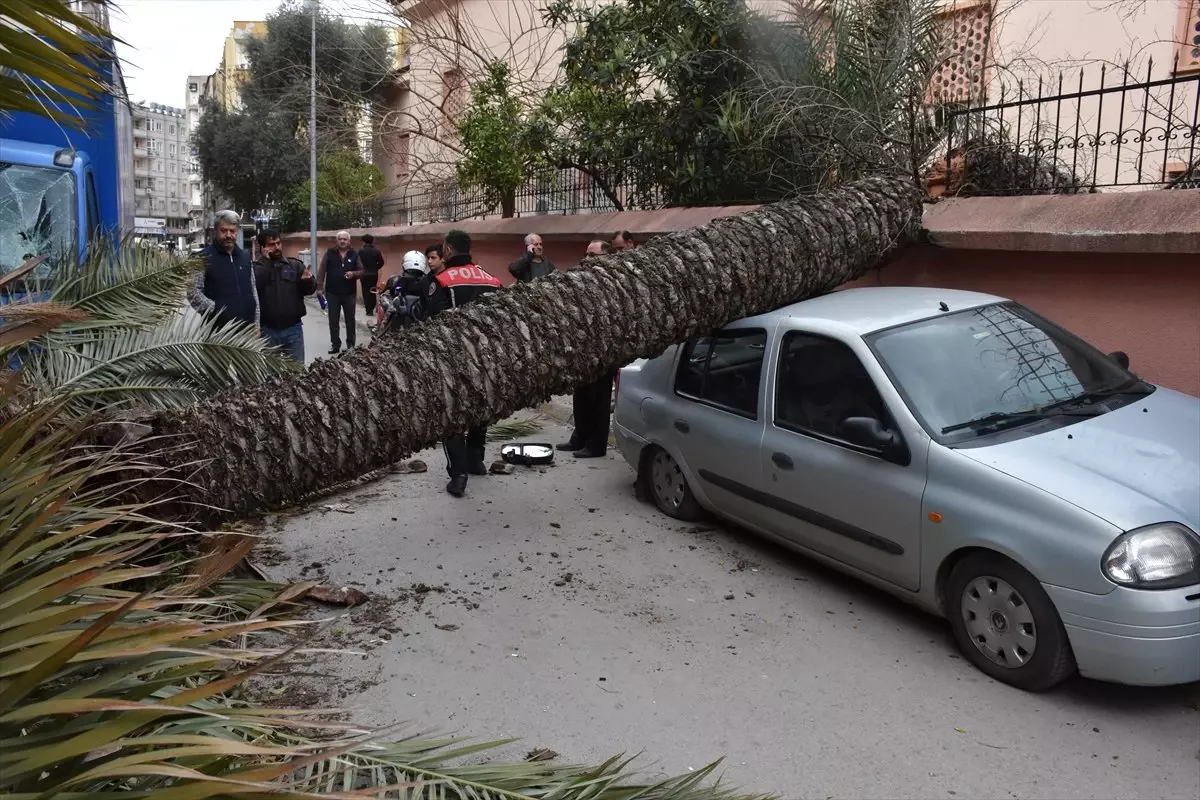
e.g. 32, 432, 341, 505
254, 419, 1200, 800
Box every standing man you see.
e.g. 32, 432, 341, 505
358, 233, 385, 319
558, 240, 617, 458
611, 230, 636, 252
424, 243, 444, 273
316, 230, 362, 354
188, 209, 258, 330
422, 229, 503, 497
254, 229, 315, 363
508, 233, 556, 283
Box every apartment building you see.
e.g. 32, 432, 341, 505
131, 103, 191, 243
184, 75, 211, 242
209, 21, 268, 111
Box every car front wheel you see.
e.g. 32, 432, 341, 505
640, 446, 703, 521
946, 553, 1076, 692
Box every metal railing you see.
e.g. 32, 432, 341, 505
375, 163, 667, 227
943, 58, 1200, 195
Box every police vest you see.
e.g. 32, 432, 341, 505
432, 264, 503, 307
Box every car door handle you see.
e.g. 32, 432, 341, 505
674, 419, 690, 434
771, 452, 794, 470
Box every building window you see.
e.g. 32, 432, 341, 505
189, 82, 198, 92
168, 124, 175, 135
170, 162, 176, 174
151, 120, 163, 132
1175, 0, 1200, 75
927, 1, 993, 105
169, 143, 176, 156
441, 67, 466, 125
170, 200, 179, 212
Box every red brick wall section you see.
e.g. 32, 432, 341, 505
849, 247, 1200, 397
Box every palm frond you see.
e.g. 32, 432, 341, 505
18, 311, 297, 417
0, 0, 117, 125
48, 237, 199, 328
486, 416, 545, 442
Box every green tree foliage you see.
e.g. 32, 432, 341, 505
241, 0, 395, 151
280, 148, 384, 231
456, 61, 547, 218
192, 100, 308, 214
538, 0, 793, 207
536, 0, 956, 206
192, 0, 395, 215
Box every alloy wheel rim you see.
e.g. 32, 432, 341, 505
650, 451, 685, 510
961, 575, 1037, 668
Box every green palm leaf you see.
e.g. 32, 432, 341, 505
0, 0, 118, 125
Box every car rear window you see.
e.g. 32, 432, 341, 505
674, 328, 767, 418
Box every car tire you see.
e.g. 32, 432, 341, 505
946, 553, 1076, 692
640, 446, 704, 521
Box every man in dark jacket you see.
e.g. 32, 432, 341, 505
358, 233, 385, 317
507, 233, 555, 282
422, 229, 503, 497
315, 229, 362, 354
254, 229, 315, 363
188, 209, 258, 329
558, 240, 616, 457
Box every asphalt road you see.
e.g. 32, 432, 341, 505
255, 418, 1200, 800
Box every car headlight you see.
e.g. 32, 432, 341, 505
1102, 523, 1200, 589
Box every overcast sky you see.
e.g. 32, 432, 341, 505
109, 0, 398, 108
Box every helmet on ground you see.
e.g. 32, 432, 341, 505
402, 250, 428, 274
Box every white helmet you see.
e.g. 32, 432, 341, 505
402, 250, 428, 274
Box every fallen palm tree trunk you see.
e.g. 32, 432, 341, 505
133, 176, 920, 518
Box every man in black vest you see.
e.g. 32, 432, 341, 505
316, 229, 362, 354
421, 229, 503, 497
188, 209, 258, 329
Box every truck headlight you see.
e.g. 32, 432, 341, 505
1102, 524, 1200, 589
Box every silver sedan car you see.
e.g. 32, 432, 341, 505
612, 287, 1200, 691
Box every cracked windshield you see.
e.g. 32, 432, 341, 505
0, 162, 75, 280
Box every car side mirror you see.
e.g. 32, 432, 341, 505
841, 417, 910, 465
1108, 350, 1130, 370
841, 417, 895, 450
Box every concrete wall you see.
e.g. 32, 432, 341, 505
848, 248, 1200, 397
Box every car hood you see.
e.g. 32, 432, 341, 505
957, 388, 1200, 532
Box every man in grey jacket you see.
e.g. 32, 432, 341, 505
507, 233, 556, 282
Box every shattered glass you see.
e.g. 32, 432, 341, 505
0, 162, 77, 283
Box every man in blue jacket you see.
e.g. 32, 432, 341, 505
188, 209, 259, 330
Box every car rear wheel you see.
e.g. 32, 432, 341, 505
640, 446, 703, 521
946, 553, 1076, 692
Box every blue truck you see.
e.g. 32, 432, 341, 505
0, 25, 133, 286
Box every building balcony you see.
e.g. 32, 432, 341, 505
134, 147, 148, 158
134, 164, 150, 178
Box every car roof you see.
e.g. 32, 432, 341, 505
733, 286, 1007, 335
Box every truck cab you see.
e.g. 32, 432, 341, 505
0, 138, 102, 284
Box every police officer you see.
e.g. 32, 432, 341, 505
421, 229, 503, 497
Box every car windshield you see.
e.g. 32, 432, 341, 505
869, 302, 1141, 438
0, 162, 76, 286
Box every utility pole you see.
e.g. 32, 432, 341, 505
309, 0, 318, 269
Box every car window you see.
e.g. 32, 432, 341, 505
775, 332, 889, 444
675, 328, 767, 418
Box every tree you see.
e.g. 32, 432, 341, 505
280, 148, 385, 231
456, 61, 547, 218
115, 176, 919, 518
192, 100, 308, 215
241, 0, 396, 153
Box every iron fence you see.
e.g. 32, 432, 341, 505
943, 58, 1199, 195
376, 163, 668, 227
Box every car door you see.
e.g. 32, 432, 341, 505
756, 329, 927, 591
665, 326, 770, 529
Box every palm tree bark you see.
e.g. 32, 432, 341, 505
142, 176, 921, 518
